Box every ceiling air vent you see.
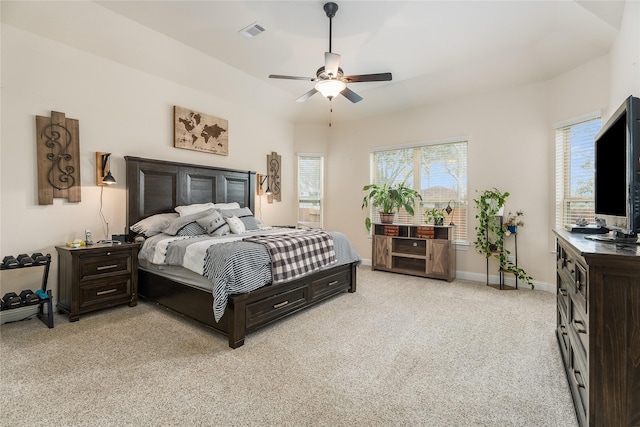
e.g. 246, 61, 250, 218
239, 22, 266, 38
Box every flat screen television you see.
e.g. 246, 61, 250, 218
591, 95, 640, 242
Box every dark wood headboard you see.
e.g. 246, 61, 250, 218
125, 156, 256, 233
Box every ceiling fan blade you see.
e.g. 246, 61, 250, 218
295, 88, 319, 102
343, 72, 392, 83
324, 52, 341, 78
341, 87, 363, 103
269, 74, 315, 81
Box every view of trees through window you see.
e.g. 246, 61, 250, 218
371, 141, 468, 243
298, 154, 323, 228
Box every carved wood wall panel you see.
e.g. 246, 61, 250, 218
35, 111, 81, 204
267, 151, 281, 203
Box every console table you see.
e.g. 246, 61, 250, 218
372, 223, 455, 281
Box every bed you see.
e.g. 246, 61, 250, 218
125, 156, 360, 348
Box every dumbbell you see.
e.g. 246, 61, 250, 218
31, 253, 49, 265
2, 256, 19, 269
19, 289, 39, 305
35, 289, 49, 300
2, 292, 22, 309
16, 254, 34, 267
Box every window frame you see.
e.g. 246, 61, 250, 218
554, 112, 602, 231
369, 137, 469, 245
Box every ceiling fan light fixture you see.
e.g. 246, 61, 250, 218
315, 79, 346, 99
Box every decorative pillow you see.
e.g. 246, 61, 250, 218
174, 203, 215, 217
213, 202, 241, 210
196, 210, 230, 236
218, 207, 259, 231
162, 208, 216, 236
225, 216, 246, 234
176, 222, 206, 237
130, 213, 179, 237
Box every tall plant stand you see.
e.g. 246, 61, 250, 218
485, 217, 519, 290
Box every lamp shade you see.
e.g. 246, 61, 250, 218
315, 79, 346, 99
102, 170, 116, 185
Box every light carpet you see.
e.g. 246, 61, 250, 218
0, 268, 577, 426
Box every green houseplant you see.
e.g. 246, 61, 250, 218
361, 183, 422, 231
425, 207, 445, 225
473, 188, 533, 289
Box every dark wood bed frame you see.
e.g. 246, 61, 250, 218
125, 156, 357, 348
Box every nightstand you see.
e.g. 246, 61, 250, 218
55, 242, 139, 321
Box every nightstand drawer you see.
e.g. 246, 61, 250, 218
80, 251, 131, 279
79, 276, 132, 309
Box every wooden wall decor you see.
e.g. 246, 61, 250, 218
267, 151, 281, 203
35, 111, 81, 204
173, 105, 228, 156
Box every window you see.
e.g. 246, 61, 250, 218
297, 154, 323, 228
370, 139, 468, 243
555, 115, 602, 229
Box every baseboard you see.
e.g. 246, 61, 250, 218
0, 306, 38, 325
359, 259, 555, 293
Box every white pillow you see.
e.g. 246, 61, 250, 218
175, 203, 215, 217
196, 210, 230, 236
225, 216, 246, 234
214, 202, 241, 210
130, 213, 179, 236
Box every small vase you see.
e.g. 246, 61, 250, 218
507, 225, 517, 234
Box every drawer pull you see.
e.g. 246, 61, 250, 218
96, 264, 118, 271
328, 280, 339, 286
573, 369, 586, 389
273, 300, 289, 309
559, 288, 567, 297
573, 319, 587, 334
96, 288, 118, 296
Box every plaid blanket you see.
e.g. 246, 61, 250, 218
243, 230, 337, 283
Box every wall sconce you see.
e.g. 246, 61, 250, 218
446, 200, 456, 226
96, 152, 116, 186
257, 173, 272, 195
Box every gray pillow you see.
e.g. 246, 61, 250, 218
162, 208, 216, 236
196, 210, 230, 236
218, 207, 259, 230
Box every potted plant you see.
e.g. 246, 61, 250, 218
502, 210, 524, 236
425, 207, 445, 225
361, 182, 422, 231
473, 188, 534, 289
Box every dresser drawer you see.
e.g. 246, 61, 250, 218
569, 345, 588, 427
245, 285, 309, 328
79, 276, 132, 309
80, 251, 132, 279
311, 267, 351, 299
557, 304, 570, 366
569, 296, 588, 360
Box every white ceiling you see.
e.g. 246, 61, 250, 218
3, 1, 625, 124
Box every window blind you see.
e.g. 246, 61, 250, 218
370, 140, 468, 243
297, 154, 323, 228
555, 116, 602, 229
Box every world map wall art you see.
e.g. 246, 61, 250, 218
173, 105, 228, 156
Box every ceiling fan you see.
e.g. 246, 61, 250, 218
269, 2, 392, 103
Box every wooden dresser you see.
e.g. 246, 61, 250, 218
554, 229, 640, 426
56, 242, 139, 321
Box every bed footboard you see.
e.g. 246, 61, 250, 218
138, 262, 357, 348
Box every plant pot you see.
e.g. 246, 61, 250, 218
434, 218, 444, 226
379, 212, 395, 224
507, 225, 517, 234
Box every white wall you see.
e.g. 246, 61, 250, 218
0, 24, 296, 296
304, 56, 611, 291
608, 0, 640, 112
